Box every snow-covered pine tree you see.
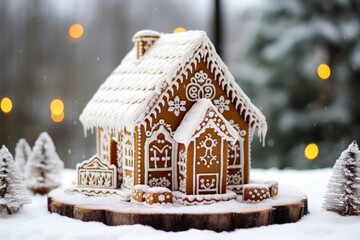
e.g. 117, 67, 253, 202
25, 132, 64, 194
233, 0, 360, 168
0, 145, 31, 215
14, 138, 32, 176
323, 140, 360, 215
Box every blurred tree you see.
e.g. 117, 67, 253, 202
26, 132, 64, 195
234, 0, 360, 168
0, 0, 207, 168
14, 138, 32, 177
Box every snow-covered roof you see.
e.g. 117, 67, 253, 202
79, 30, 267, 142
173, 99, 238, 146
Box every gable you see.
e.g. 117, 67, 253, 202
173, 98, 238, 146
142, 47, 267, 145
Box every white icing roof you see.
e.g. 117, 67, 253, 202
173, 99, 238, 146
79, 30, 267, 143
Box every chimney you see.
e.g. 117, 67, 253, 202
132, 30, 160, 60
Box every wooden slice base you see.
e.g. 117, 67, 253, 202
48, 186, 308, 232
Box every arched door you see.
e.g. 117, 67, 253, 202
145, 126, 177, 190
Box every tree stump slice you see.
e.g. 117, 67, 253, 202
48, 186, 308, 232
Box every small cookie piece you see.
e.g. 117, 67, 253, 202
132, 184, 150, 202
264, 180, 279, 197
243, 184, 271, 202
145, 187, 172, 205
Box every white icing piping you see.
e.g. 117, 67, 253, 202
141, 37, 267, 145
79, 31, 267, 146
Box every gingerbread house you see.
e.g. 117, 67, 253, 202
77, 30, 267, 201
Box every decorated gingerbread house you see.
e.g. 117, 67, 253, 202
76, 30, 267, 203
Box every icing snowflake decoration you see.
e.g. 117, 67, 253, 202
228, 172, 241, 185
168, 96, 186, 116
186, 70, 216, 101
148, 177, 171, 188
214, 95, 230, 113
158, 194, 165, 202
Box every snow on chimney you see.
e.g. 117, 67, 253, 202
132, 30, 160, 60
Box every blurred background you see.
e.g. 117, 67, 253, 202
1, 0, 360, 169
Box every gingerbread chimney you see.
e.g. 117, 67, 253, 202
132, 30, 160, 60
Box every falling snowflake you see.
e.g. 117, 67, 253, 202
214, 95, 230, 113
168, 96, 186, 116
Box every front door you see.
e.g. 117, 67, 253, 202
145, 126, 177, 190
193, 128, 225, 195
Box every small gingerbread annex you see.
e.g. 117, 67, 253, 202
76, 29, 267, 203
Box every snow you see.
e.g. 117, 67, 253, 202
133, 184, 150, 190
2, 168, 360, 240
146, 187, 171, 193
172, 190, 237, 205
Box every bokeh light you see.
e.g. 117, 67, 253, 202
50, 98, 65, 123
173, 27, 187, 33
304, 143, 319, 160
1, 97, 13, 114
51, 112, 64, 123
50, 99, 64, 115
317, 64, 331, 80
68, 23, 84, 39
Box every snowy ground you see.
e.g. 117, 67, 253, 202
1, 168, 360, 240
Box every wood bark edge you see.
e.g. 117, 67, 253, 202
48, 196, 308, 232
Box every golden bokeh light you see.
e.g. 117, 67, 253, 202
173, 27, 187, 33
68, 23, 84, 39
304, 143, 319, 160
51, 112, 64, 123
1, 97, 13, 114
50, 99, 64, 115
317, 64, 331, 80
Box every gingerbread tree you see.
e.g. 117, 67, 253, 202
323, 140, 360, 215
14, 138, 32, 176
0, 145, 31, 214
25, 132, 64, 194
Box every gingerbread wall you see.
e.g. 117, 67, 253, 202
96, 127, 138, 190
